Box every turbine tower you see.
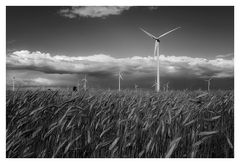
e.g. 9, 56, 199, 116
12, 76, 15, 91
118, 72, 123, 91
140, 27, 181, 92
82, 75, 87, 91
205, 78, 213, 92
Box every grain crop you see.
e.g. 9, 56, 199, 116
6, 89, 234, 158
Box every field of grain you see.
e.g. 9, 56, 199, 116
6, 89, 234, 158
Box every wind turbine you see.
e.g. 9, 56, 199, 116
152, 79, 157, 91
118, 72, 123, 91
165, 82, 169, 92
140, 27, 181, 92
134, 84, 138, 91
82, 75, 87, 91
12, 76, 15, 91
205, 78, 213, 92
77, 79, 81, 91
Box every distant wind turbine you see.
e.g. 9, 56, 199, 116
82, 75, 88, 91
77, 79, 81, 91
205, 78, 213, 92
165, 82, 169, 92
140, 27, 181, 92
118, 72, 123, 91
152, 79, 157, 91
12, 76, 15, 91
134, 84, 138, 91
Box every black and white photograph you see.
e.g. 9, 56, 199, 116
5, 4, 234, 158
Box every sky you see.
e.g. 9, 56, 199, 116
6, 6, 234, 90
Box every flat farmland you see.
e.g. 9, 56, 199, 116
6, 89, 234, 158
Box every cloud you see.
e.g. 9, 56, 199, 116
19, 78, 53, 86
6, 50, 234, 82
216, 53, 234, 59
6, 75, 52, 86
59, 6, 131, 18
33, 77, 53, 85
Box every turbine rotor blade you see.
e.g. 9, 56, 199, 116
157, 27, 181, 39
152, 81, 157, 87
140, 28, 157, 40
119, 72, 123, 80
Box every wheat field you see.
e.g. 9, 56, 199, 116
6, 89, 234, 158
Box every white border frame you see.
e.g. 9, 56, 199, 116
0, 0, 238, 163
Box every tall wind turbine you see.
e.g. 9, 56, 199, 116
118, 72, 123, 91
205, 78, 213, 92
82, 75, 87, 91
12, 76, 15, 91
140, 27, 181, 92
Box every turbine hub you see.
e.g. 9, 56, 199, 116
156, 39, 160, 42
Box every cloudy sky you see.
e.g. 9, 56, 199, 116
6, 6, 234, 90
